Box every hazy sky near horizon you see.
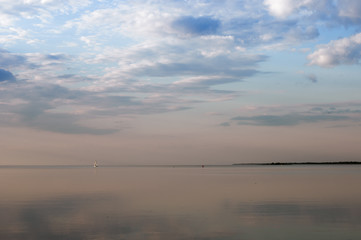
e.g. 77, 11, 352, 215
1, 0, 361, 164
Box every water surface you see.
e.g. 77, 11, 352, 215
1, 165, 360, 239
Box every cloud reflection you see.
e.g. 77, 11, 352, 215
2, 194, 361, 240
236, 202, 361, 225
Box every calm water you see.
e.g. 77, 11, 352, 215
1, 165, 361, 239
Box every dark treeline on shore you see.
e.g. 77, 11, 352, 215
233, 161, 361, 166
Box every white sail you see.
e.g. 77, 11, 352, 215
93, 161, 98, 168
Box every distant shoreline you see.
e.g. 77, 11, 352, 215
233, 161, 361, 166
1, 162, 361, 169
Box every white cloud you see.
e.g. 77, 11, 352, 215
264, 0, 313, 18
0, 27, 30, 45
308, 32, 361, 67
0, 0, 90, 17
0, 0, 91, 47
264, 0, 296, 18
65, 2, 174, 40
263, 0, 361, 28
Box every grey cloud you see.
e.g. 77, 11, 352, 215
12, 84, 81, 102
125, 50, 267, 78
0, 83, 118, 135
288, 26, 319, 41
0, 81, 198, 134
226, 101, 361, 127
86, 91, 195, 116
57, 74, 75, 79
0, 50, 71, 82
11, 99, 117, 135
110, 77, 242, 100
30, 113, 117, 135
220, 122, 230, 127
172, 16, 221, 36
44, 54, 67, 61
14, 104, 117, 135
305, 73, 317, 83
231, 114, 349, 126
110, 41, 266, 98
0, 49, 26, 68
310, 106, 361, 115
26, 53, 70, 67
173, 76, 244, 89
0, 69, 16, 82
15, 101, 52, 122
89, 105, 192, 117
338, 0, 361, 25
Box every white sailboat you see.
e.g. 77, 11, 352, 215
93, 160, 98, 168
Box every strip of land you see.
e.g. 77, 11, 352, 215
233, 161, 361, 166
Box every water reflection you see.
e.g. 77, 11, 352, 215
1, 166, 361, 239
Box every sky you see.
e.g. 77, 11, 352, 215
1, 0, 361, 165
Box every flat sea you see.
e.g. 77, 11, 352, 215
1, 165, 361, 239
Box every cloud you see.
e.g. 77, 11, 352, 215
173, 76, 241, 88
86, 37, 266, 103
338, 0, 361, 24
262, 0, 334, 20
87, 42, 265, 102
0, 83, 118, 135
171, 16, 221, 36
2, 0, 361, 136
226, 101, 361, 127
0, 69, 16, 82
263, 0, 361, 30
0, 0, 91, 46
288, 26, 319, 41
227, 100, 361, 127
63, 0, 325, 51
305, 73, 317, 83
0, 49, 26, 68
28, 112, 118, 135
1, 42, 268, 136
0, 0, 90, 22
231, 114, 349, 126
135, 60, 260, 78
308, 32, 361, 67
99, 38, 267, 81
169, 76, 244, 98
220, 122, 230, 127
264, 0, 310, 18
0, 81, 198, 134
298, 71, 317, 83
0, 49, 76, 86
